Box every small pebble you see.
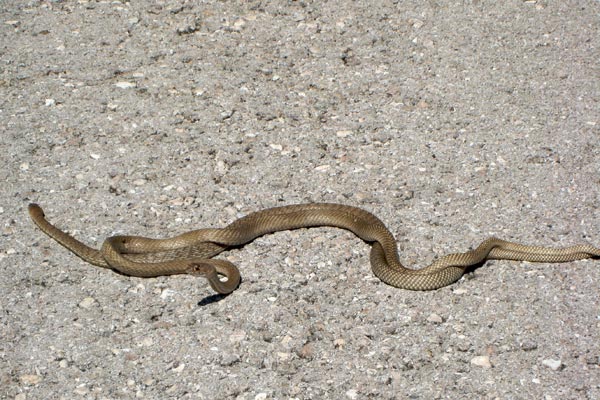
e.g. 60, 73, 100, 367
336, 130, 353, 137
427, 313, 443, 324
233, 18, 246, 29
470, 355, 492, 368
585, 355, 599, 365
520, 340, 538, 351
73, 384, 89, 395
220, 353, 240, 366
220, 110, 234, 119
160, 289, 177, 299
170, 362, 185, 373
229, 330, 247, 343
19, 374, 42, 385
542, 358, 562, 371
78, 297, 96, 309
456, 338, 471, 352
115, 81, 136, 89
346, 389, 358, 399
297, 343, 314, 359
409, 18, 424, 29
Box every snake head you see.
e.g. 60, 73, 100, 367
186, 260, 241, 295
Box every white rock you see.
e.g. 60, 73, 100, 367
409, 18, 424, 29
73, 384, 89, 395
78, 297, 96, 309
171, 362, 185, 373
115, 81, 136, 89
427, 313, 443, 324
542, 358, 562, 371
470, 355, 492, 368
234, 17, 246, 26
19, 374, 42, 385
336, 130, 353, 137
160, 289, 177, 299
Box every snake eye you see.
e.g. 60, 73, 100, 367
187, 262, 213, 277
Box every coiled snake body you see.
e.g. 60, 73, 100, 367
28, 203, 599, 294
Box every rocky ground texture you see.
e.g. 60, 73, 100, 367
1, 1, 599, 399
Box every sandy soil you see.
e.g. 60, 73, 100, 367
2, 1, 599, 399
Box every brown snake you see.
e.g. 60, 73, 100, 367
28, 203, 599, 294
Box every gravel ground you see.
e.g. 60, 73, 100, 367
2, 1, 599, 399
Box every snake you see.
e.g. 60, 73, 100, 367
28, 202, 599, 294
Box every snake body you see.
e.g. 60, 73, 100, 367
28, 203, 599, 294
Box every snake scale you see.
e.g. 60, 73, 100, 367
28, 203, 599, 294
